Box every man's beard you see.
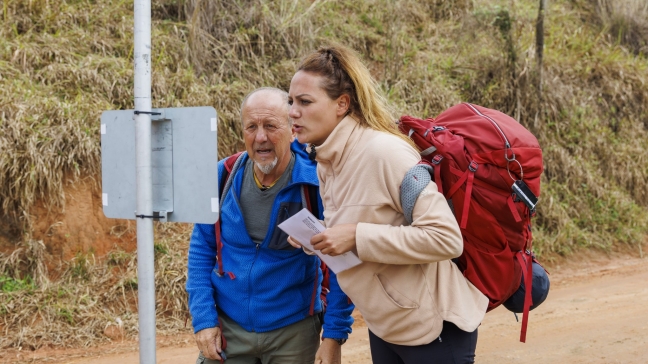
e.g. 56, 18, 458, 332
255, 157, 278, 175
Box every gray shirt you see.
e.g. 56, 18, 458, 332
239, 154, 295, 244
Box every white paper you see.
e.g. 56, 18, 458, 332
102, 193, 108, 206
210, 118, 217, 131
278, 208, 362, 274
211, 198, 218, 212
101, 124, 106, 134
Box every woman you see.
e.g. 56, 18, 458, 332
287, 44, 488, 364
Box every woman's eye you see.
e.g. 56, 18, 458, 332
301, 100, 311, 105
288, 100, 293, 106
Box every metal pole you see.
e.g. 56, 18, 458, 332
134, 0, 156, 363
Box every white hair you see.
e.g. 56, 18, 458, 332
240, 87, 292, 125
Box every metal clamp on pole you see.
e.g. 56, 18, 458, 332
135, 211, 169, 222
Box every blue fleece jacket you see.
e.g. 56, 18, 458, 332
186, 141, 354, 340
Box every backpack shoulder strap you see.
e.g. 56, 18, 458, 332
400, 163, 435, 224
303, 184, 320, 218
215, 151, 246, 280
224, 151, 244, 173
301, 183, 330, 316
219, 151, 245, 197
219, 152, 246, 210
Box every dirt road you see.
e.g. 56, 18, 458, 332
4, 251, 647, 363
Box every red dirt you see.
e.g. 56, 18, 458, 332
29, 177, 136, 272
2, 244, 646, 364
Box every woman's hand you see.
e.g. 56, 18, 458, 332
311, 224, 357, 256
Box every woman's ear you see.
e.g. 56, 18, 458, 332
336, 94, 351, 117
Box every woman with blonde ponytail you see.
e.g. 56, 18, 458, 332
287, 44, 487, 364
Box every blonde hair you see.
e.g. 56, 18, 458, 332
297, 43, 416, 148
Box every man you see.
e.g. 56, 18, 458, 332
186, 87, 354, 364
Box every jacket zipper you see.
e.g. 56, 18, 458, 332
464, 103, 511, 151
247, 242, 260, 332
248, 204, 287, 331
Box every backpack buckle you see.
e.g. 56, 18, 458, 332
431, 155, 444, 165
469, 161, 478, 172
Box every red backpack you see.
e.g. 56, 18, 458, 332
398, 103, 544, 342
217, 152, 330, 316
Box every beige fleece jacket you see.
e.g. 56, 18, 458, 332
315, 116, 488, 346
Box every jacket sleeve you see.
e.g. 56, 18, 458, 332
354, 138, 463, 265
186, 160, 226, 333
321, 270, 355, 340
186, 223, 220, 333
355, 181, 463, 265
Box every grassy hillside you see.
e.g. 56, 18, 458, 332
0, 0, 647, 349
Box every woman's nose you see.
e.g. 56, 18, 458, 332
288, 105, 299, 118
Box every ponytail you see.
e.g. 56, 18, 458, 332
297, 44, 416, 149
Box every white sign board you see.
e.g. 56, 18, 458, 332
101, 107, 219, 223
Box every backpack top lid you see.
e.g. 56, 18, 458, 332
399, 103, 543, 196
502, 261, 550, 313
434, 103, 542, 151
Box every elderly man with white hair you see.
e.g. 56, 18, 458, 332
186, 87, 354, 364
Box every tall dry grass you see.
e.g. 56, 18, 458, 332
0, 0, 647, 350
595, 0, 648, 56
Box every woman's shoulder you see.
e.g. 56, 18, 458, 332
363, 128, 420, 162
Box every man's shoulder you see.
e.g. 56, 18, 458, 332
291, 155, 319, 186
220, 151, 247, 169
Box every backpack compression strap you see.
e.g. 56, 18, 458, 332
516, 250, 534, 343
303, 184, 326, 317
446, 160, 478, 229
214, 152, 245, 279
402, 158, 478, 230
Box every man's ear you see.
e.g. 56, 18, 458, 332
336, 94, 350, 117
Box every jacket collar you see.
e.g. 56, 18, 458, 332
315, 115, 362, 174
289, 139, 319, 186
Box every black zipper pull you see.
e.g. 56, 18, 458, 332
308, 144, 317, 161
